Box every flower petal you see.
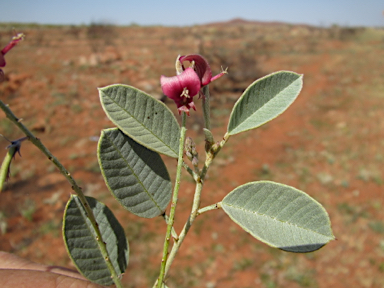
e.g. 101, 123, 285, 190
161, 68, 201, 115
1, 33, 24, 55
179, 54, 212, 86
0, 33, 24, 72
177, 101, 196, 116
161, 68, 201, 100
161, 74, 183, 100
175, 54, 183, 75
177, 68, 201, 96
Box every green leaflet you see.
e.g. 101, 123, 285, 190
63, 195, 129, 286
227, 71, 303, 135
98, 128, 172, 218
99, 84, 180, 158
222, 181, 334, 253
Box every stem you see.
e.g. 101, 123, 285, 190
162, 214, 179, 241
163, 178, 203, 277
162, 133, 230, 277
202, 85, 211, 130
157, 112, 187, 288
0, 101, 123, 288
182, 161, 196, 180
201, 132, 230, 180
197, 203, 221, 215
156, 90, 230, 284
0, 146, 15, 192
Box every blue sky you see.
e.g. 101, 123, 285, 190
1, 0, 383, 27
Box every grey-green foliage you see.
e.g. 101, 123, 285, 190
98, 128, 172, 218
99, 84, 180, 158
221, 181, 334, 253
227, 71, 303, 135
63, 195, 129, 286
59, 62, 332, 288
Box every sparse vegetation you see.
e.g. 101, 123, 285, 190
0, 21, 383, 288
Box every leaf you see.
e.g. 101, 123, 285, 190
63, 195, 129, 286
99, 84, 180, 158
203, 128, 214, 143
227, 71, 303, 135
98, 128, 172, 218
221, 181, 334, 253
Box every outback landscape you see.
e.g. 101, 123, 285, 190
0, 19, 383, 288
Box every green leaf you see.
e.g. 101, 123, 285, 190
221, 181, 334, 253
63, 195, 129, 286
99, 84, 180, 158
98, 128, 172, 218
227, 71, 303, 135
203, 128, 214, 143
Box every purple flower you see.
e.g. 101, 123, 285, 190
161, 67, 201, 115
0, 33, 24, 83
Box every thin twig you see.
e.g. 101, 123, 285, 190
157, 112, 187, 288
0, 100, 124, 288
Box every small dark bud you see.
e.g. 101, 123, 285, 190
1, 135, 28, 181
4, 136, 27, 158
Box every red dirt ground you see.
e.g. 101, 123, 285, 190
0, 21, 383, 288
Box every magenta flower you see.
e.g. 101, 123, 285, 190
0, 33, 24, 83
178, 54, 227, 86
161, 54, 227, 115
161, 67, 201, 115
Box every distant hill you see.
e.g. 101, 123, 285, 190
204, 17, 312, 28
